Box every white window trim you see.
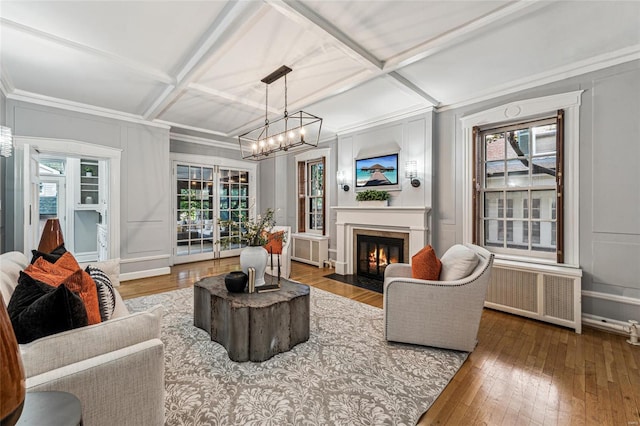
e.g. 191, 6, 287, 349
295, 148, 331, 235
461, 91, 583, 267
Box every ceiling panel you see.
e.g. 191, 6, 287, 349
308, 76, 427, 132
302, 0, 510, 61
398, 1, 640, 105
0, 1, 227, 74
1, 27, 165, 114
194, 6, 366, 109
158, 90, 262, 134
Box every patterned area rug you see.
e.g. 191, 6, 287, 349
125, 284, 468, 425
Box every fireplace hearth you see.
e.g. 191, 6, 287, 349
356, 235, 404, 281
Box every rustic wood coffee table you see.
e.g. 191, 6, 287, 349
194, 275, 310, 362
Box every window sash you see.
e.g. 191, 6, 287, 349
474, 112, 564, 261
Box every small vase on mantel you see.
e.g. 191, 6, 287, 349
240, 246, 269, 286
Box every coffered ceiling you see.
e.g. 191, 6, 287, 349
1, 1, 639, 146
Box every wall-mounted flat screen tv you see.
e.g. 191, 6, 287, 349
355, 153, 399, 188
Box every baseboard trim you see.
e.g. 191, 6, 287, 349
120, 267, 170, 282
120, 254, 171, 264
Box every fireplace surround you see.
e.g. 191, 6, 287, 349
333, 206, 430, 276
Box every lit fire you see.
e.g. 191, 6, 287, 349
368, 247, 398, 269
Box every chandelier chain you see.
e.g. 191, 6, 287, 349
284, 74, 288, 117
264, 84, 269, 126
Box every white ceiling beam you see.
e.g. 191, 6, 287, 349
0, 18, 174, 85
266, 0, 383, 71
143, 0, 264, 121
387, 72, 439, 106
188, 83, 281, 115
384, 0, 547, 72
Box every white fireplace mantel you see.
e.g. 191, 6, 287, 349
332, 206, 430, 275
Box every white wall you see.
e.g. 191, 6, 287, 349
336, 111, 433, 210
434, 60, 640, 323
3, 100, 171, 276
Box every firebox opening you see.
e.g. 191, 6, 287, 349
357, 235, 404, 281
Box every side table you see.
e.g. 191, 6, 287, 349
16, 391, 82, 426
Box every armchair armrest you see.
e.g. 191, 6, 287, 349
384, 263, 413, 279
20, 305, 163, 378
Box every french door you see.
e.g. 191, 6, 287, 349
173, 162, 253, 264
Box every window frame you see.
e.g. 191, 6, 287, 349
462, 91, 582, 267
295, 148, 331, 236
475, 116, 561, 261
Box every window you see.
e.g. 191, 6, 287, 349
297, 156, 326, 234
473, 114, 563, 261
307, 160, 324, 232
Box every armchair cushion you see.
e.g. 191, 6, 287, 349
411, 245, 441, 280
439, 244, 479, 281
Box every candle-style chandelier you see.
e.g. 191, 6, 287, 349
238, 65, 322, 160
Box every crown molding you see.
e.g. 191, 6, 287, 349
336, 105, 434, 136
438, 45, 640, 113
0, 68, 15, 97
169, 132, 240, 151
7, 89, 170, 129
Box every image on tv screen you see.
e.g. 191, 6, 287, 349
355, 153, 398, 188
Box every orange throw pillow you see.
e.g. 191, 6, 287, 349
264, 230, 285, 255
25, 253, 102, 325
411, 245, 442, 280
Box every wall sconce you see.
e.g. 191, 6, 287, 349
337, 170, 350, 191
0, 126, 13, 158
405, 161, 420, 187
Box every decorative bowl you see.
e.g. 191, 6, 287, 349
224, 271, 248, 293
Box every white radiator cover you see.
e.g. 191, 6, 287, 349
485, 259, 583, 333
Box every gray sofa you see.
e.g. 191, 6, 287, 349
0, 251, 165, 426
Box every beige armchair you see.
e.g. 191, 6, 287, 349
265, 225, 292, 280
383, 243, 494, 352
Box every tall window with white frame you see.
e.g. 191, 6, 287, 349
473, 111, 564, 262
297, 157, 325, 234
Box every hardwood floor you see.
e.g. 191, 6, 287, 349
119, 259, 640, 426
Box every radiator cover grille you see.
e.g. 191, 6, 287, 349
544, 275, 574, 321
486, 268, 537, 313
